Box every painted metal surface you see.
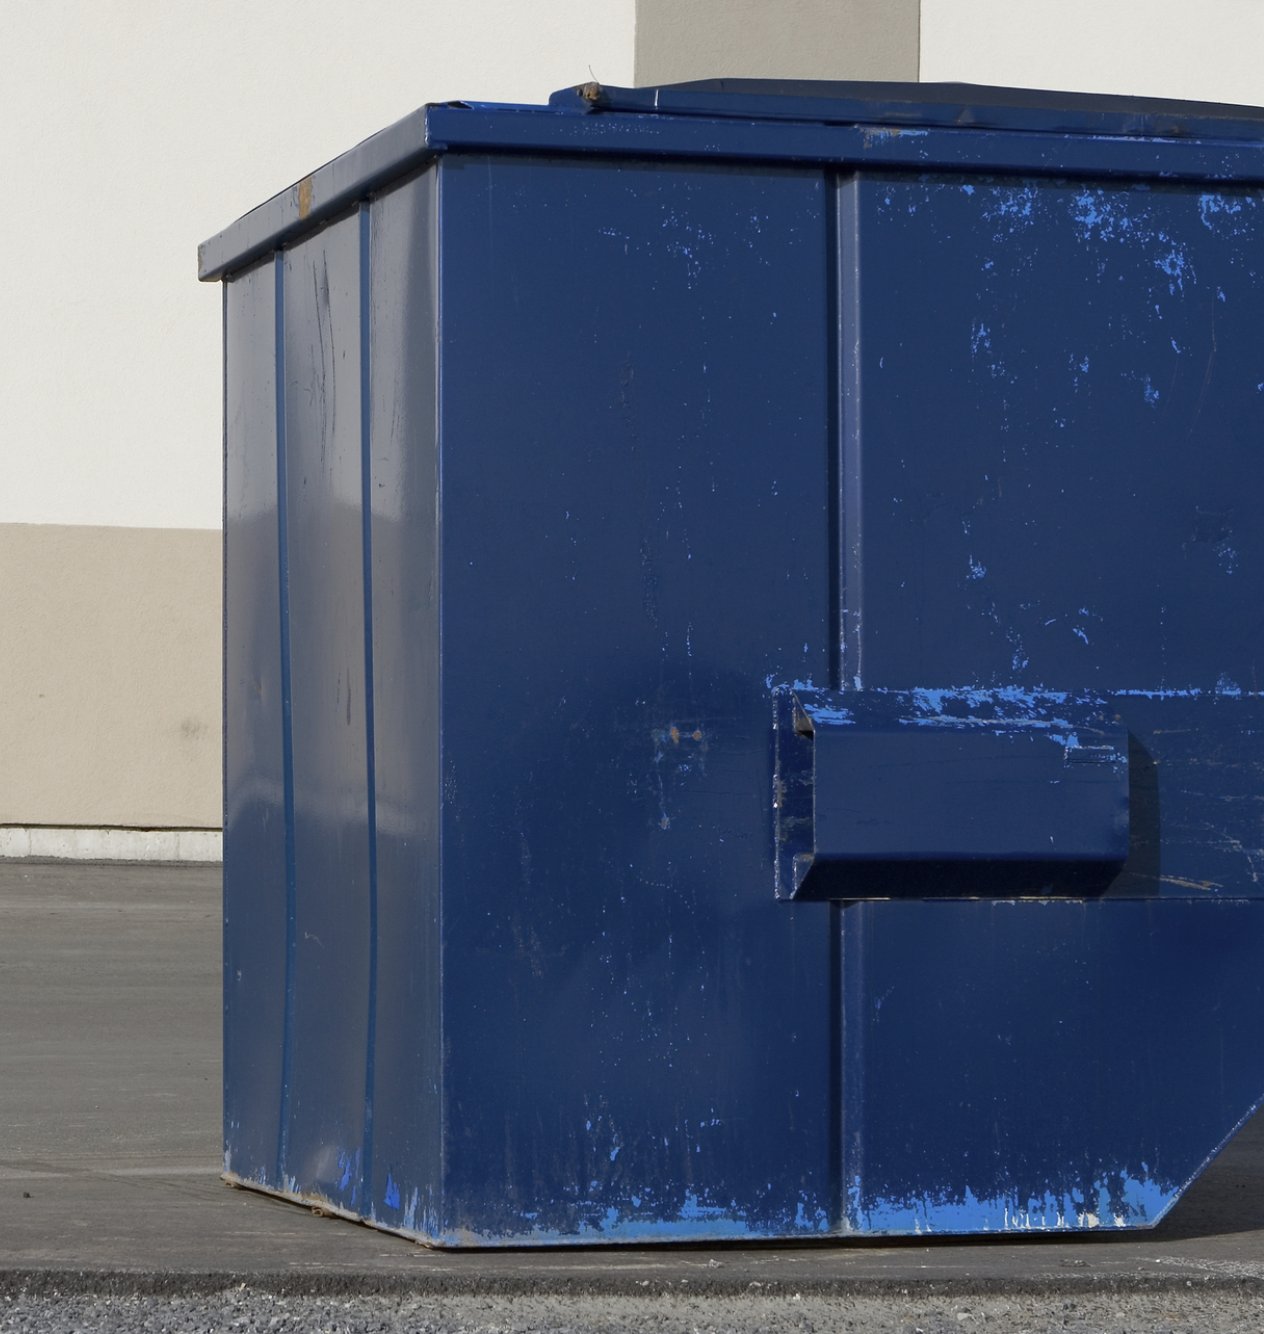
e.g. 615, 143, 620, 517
209, 81, 1264, 1245
775, 687, 1130, 901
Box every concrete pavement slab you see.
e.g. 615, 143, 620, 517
2, 860, 1263, 1298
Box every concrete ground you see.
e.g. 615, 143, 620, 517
3, 859, 1264, 1328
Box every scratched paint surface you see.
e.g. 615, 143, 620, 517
433, 154, 834, 1242
846, 172, 1264, 900
838, 170, 1264, 1232
842, 897, 1264, 1232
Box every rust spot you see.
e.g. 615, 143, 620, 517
691, 729, 703, 742
577, 81, 602, 103
297, 176, 314, 220
669, 725, 681, 745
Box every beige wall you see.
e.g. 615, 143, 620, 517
0, 525, 220, 829
634, 0, 918, 85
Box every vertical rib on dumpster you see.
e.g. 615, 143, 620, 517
223, 259, 287, 1189
277, 219, 373, 1212
365, 169, 444, 1237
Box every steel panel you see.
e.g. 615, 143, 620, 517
223, 259, 287, 1186
276, 218, 372, 1210
364, 171, 444, 1234
842, 171, 1264, 900
843, 898, 1264, 1231
435, 154, 835, 1242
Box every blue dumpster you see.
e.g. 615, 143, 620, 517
201, 80, 1264, 1245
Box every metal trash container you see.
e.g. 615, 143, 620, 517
200, 80, 1264, 1246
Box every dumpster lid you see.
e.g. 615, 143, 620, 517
199, 79, 1264, 282
551, 78, 1264, 142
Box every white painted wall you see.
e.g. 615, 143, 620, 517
920, 0, 1264, 107
6, 1, 1262, 533
0, 0, 635, 531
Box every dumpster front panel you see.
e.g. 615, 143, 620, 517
223, 258, 289, 1188
435, 153, 839, 1243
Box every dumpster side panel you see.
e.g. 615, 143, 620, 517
838, 170, 1264, 1230
843, 898, 1264, 1231
364, 170, 445, 1235
277, 220, 373, 1211
435, 154, 837, 1244
223, 259, 288, 1187
844, 171, 1264, 901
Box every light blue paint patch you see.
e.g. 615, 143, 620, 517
960, 183, 975, 195
1113, 685, 1261, 700
609, 1146, 620, 1162
1143, 377, 1160, 407
1198, 191, 1252, 232
794, 1197, 830, 1233
1072, 627, 1089, 645
1119, 1169, 1170, 1222
567, 1192, 761, 1243
802, 706, 854, 725
384, 1173, 401, 1210
968, 557, 987, 581
863, 125, 929, 142
897, 684, 1073, 714
1155, 246, 1189, 293
1070, 188, 1136, 242
984, 184, 1037, 226
853, 1168, 1175, 1235
1073, 190, 1104, 234
1216, 675, 1243, 697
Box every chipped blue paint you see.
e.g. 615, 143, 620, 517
1198, 191, 1258, 233
451, 1187, 836, 1246
384, 1173, 400, 1210
853, 1168, 1176, 1235
796, 702, 855, 726
1155, 244, 1189, 291
983, 183, 1037, 226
